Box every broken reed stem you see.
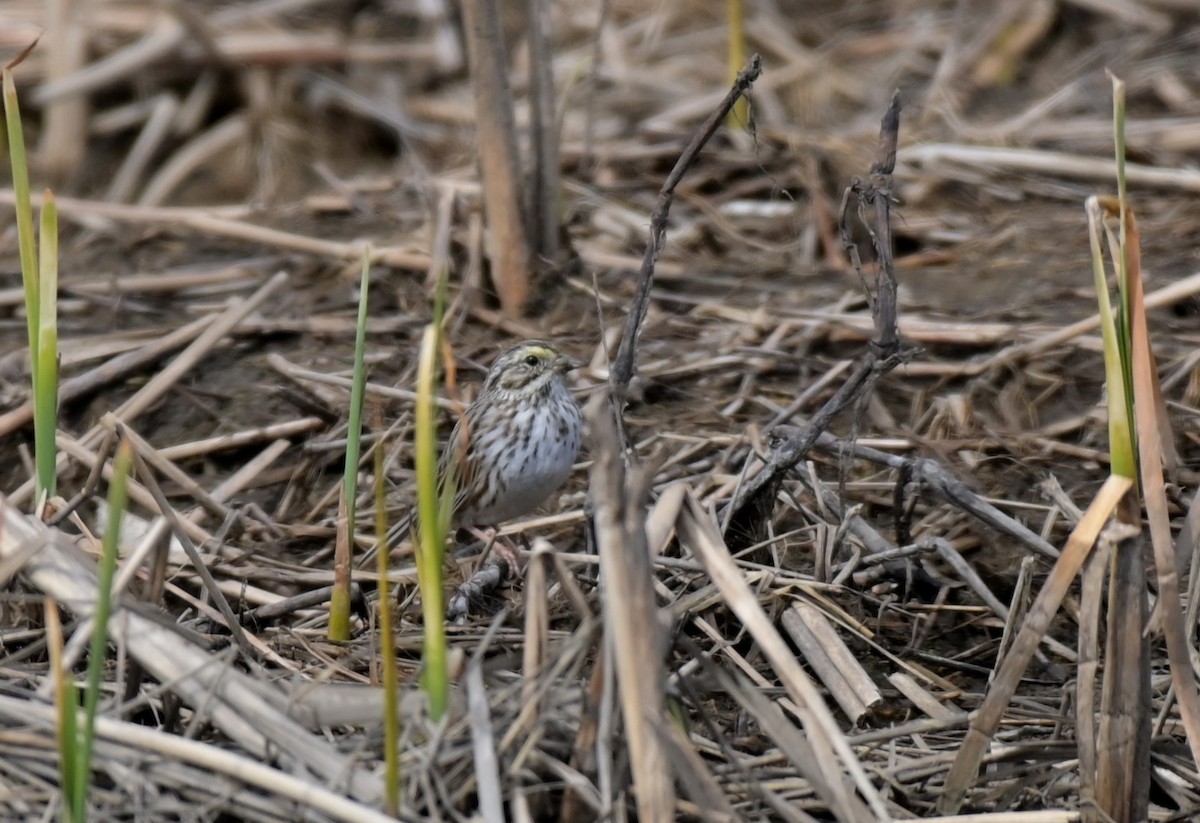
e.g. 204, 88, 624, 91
1097, 512, 1150, 820
864, 92, 901, 352
610, 54, 763, 395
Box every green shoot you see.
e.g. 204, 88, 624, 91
375, 419, 400, 813
36, 191, 59, 498
1111, 75, 1135, 464
414, 322, 450, 721
1086, 196, 1134, 481
47, 597, 81, 823
414, 266, 455, 721
330, 247, 373, 641
3, 68, 37, 373
75, 438, 133, 819
4, 68, 59, 502
1085, 75, 1137, 483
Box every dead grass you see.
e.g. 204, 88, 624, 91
3, 0, 1200, 820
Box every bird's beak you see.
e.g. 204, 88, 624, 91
554, 354, 580, 374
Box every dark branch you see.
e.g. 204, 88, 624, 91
610, 54, 764, 395
723, 92, 908, 546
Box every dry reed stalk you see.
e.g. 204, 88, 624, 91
904, 143, 1200, 192
938, 474, 1133, 812
466, 652, 505, 823
526, 0, 561, 265
156, 417, 325, 462
1076, 522, 1113, 823
587, 394, 675, 821
1096, 504, 1150, 820
677, 492, 886, 822
1119, 200, 1200, 773
105, 93, 177, 203
104, 414, 231, 523
0, 190, 432, 268
0, 495, 383, 802
0, 694, 395, 823
781, 601, 882, 723
888, 672, 959, 720
0, 314, 215, 438
521, 540, 550, 711
53, 433, 213, 547
39, 0, 88, 179
122, 446, 260, 660
460, 0, 531, 316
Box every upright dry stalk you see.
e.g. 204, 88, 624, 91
1096, 513, 1149, 820
461, 0, 531, 316
587, 394, 674, 821
527, 0, 560, 264
40, 0, 88, 180
725, 0, 749, 129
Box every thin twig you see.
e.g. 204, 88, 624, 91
610, 54, 763, 395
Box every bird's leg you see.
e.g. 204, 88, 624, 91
492, 538, 526, 577
473, 526, 525, 578
473, 526, 499, 567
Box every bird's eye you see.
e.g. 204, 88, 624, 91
524, 354, 539, 367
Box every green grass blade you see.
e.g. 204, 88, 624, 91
1112, 73, 1128, 262
374, 426, 401, 813
414, 323, 448, 721
431, 268, 456, 540
77, 438, 133, 818
46, 598, 82, 823
35, 191, 59, 499
1110, 73, 1134, 432
330, 247, 373, 641
1085, 197, 1135, 480
3, 69, 39, 379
